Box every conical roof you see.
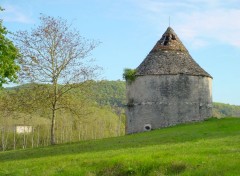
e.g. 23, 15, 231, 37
136, 27, 212, 78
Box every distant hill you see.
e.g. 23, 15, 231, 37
1, 81, 240, 151
91, 80, 240, 118
91, 80, 126, 107
213, 102, 240, 117
4, 80, 240, 118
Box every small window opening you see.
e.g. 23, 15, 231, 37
144, 124, 152, 131
163, 41, 168, 45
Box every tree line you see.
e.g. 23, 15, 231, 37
0, 82, 126, 151
1, 77, 240, 151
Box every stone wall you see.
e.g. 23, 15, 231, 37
126, 75, 212, 134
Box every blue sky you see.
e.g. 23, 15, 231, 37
1, 0, 240, 105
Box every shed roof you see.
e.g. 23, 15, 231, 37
136, 27, 212, 78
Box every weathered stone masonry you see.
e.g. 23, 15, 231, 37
126, 27, 212, 134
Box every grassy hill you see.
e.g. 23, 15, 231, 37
1, 117, 240, 175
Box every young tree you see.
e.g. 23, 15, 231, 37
14, 15, 100, 145
0, 7, 20, 87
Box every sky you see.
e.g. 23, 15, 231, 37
1, 0, 240, 105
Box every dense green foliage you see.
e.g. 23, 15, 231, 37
123, 68, 136, 84
213, 102, 240, 117
0, 82, 125, 151
91, 80, 126, 107
0, 7, 20, 87
0, 118, 240, 175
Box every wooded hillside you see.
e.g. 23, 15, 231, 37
90, 80, 240, 118
1, 80, 239, 151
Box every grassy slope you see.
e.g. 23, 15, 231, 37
0, 118, 240, 176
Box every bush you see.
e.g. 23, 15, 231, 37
123, 69, 136, 84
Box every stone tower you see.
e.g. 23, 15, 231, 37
126, 27, 212, 134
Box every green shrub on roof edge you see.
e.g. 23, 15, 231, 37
123, 68, 136, 84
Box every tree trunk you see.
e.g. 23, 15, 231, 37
31, 127, 34, 148
50, 108, 56, 145
118, 115, 122, 136
23, 132, 26, 149
50, 77, 58, 145
1, 127, 5, 151
13, 128, 16, 150
37, 126, 40, 147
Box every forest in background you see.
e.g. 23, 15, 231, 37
1, 80, 240, 151
0, 80, 126, 151
92, 80, 240, 118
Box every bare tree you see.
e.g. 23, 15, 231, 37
14, 15, 100, 145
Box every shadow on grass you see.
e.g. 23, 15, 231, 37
0, 118, 240, 162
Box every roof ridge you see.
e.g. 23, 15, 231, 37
150, 27, 188, 53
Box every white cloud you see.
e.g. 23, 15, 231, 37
176, 9, 240, 47
0, 4, 33, 24
131, 0, 240, 48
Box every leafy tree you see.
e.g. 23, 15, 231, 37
0, 7, 20, 87
14, 15, 100, 144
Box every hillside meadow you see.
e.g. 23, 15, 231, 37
0, 117, 240, 176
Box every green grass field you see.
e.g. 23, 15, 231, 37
1, 117, 240, 176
